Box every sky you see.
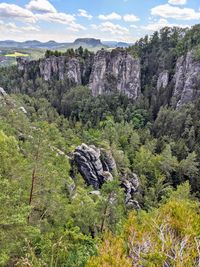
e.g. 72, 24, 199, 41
0, 0, 200, 42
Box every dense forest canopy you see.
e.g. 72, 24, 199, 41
1, 24, 200, 266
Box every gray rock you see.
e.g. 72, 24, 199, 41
19, 106, 27, 114
157, 70, 169, 91
121, 173, 140, 209
72, 143, 140, 209
172, 51, 200, 108
73, 143, 110, 189
100, 149, 117, 173
39, 56, 82, 84
89, 49, 141, 99
17, 49, 141, 99
16, 57, 27, 71
0, 87, 7, 97
89, 190, 101, 196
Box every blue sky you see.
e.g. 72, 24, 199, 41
0, 0, 200, 42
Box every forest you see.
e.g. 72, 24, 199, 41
1, 25, 200, 267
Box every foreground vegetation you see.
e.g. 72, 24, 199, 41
1, 24, 200, 266
1, 89, 200, 266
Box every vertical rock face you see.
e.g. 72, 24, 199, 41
17, 49, 141, 99
39, 56, 83, 84
72, 143, 140, 208
89, 49, 141, 99
15, 48, 200, 106
157, 70, 169, 91
172, 51, 200, 108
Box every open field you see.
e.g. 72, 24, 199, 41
0, 48, 45, 67
5, 52, 29, 57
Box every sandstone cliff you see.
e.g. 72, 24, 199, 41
156, 51, 200, 108
172, 51, 200, 108
17, 48, 141, 100
89, 49, 141, 99
16, 47, 200, 108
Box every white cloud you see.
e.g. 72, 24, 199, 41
130, 24, 137, 28
30, 5, 86, 32
0, 3, 36, 23
141, 18, 189, 31
36, 12, 75, 24
21, 24, 40, 32
0, 20, 40, 33
91, 21, 129, 35
0, 2, 85, 33
67, 21, 86, 32
168, 0, 187, 5
78, 9, 92, 20
98, 12, 121, 20
26, 0, 56, 13
151, 4, 200, 20
123, 14, 140, 22
36, 12, 86, 32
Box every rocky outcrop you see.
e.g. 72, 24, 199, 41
89, 49, 141, 99
17, 56, 86, 85
0, 87, 7, 97
73, 144, 114, 189
39, 56, 83, 84
121, 173, 140, 209
100, 149, 117, 173
17, 48, 141, 100
72, 143, 140, 208
172, 51, 200, 108
19, 106, 27, 114
16, 57, 28, 71
157, 70, 169, 91
15, 48, 200, 107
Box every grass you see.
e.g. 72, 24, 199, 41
5, 52, 29, 57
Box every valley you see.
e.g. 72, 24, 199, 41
1, 23, 200, 267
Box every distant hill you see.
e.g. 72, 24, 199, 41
0, 40, 69, 49
0, 38, 130, 50
73, 38, 104, 47
102, 41, 132, 48
0, 38, 106, 49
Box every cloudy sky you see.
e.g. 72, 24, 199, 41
0, 0, 199, 42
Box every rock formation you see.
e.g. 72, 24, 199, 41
0, 87, 7, 97
157, 70, 169, 91
121, 173, 140, 209
72, 143, 140, 208
73, 143, 114, 189
39, 56, 83, 83
172, 51, 200, 108
16, 46, 200, 108
89, 49, 141, 99
17, 48, 141, 100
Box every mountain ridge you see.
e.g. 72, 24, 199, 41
0, 38, 131, 49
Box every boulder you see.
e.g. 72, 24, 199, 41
72, 143, 140, 209
0, 87, 7, 97
73, 143, 112, 189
